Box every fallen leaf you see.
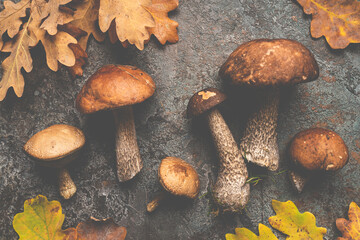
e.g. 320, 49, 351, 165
75, 217, 127, 240
145, 0, 179, 45
70, 0, 105, 50
296, 0, 360, 49
13, 195, 76, 240
269, 200, 327, 239
0, 0, 29, 38
226, 224, 278, 240
336, 202, 360, 240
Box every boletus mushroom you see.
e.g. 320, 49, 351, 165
289, 128, 349, 192
187, 88, 250, 212
147, 157, 200, 212
76, 65, 155, 182
24, 124, 85, 199
219, 39, 319, 171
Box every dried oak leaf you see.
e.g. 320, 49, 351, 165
144, 0, 179, 45
296, 0, 360, 49
226, 224, 278, 240
74, 217, 127, 240
269, 200, 327, 239
336, 202, 360, 240
0, 0, 29, 39
13, 195, 76, 240
70, 0, 105, 50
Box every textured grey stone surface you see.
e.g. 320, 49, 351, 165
0, 0, 360, 239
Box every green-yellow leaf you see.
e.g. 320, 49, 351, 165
269, 200, 327, 240
226, 224, 278, 240
13, 195, 75, 240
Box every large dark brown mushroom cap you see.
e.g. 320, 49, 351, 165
187, 88, 226, 117
219, 39, 319, 87
76, 65, 156, 114
290, 128, 349, 171
158, 157, 200, 198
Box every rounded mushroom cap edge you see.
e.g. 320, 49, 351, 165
24, 124, 85, 167
219, 39, 319, 87
158, 157, 200, 198
289, 128, 349, 171
187, 87, 226, 117
76, 65, 156, 114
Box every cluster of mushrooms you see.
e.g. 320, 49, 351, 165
23, 39, 349, 213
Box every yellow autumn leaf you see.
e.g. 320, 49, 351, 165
269, 200, 327, 239
336, 202, 360, 240
0, 0, 29, 38
13, 195, 76, 240
226, 224, 278, 240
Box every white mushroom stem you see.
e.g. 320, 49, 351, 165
207, 108, 250, 212
289, 170, 311, 193
58, 168, 76, 199
113, 106, 142, 182
239, 88, 280, 171
146, 193, 166, 212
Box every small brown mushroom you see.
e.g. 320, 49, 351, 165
24, 124, 85, 199
289, 127, 349, 192
147, 157, 199, 212
219, 39, 319, 171
187, 88, 250, 212
76, 65, 155, 182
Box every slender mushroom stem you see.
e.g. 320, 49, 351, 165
58, 168, 76, 199
239, 88, 280, 171
207, 108, 250, 211
146, 193, 166, 212
113, 106, 143, 182
289, 170, 311, 193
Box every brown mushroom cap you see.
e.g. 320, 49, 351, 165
158, 157, 200, 198
76, 65, 156, 114
24, 124, 85, 167
290, 128, 348, 171
187, 88, 226, 117
219, 39, 319, 87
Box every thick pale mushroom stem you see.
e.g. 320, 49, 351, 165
146, 193, 166, 212
240, 89, 280, 171
289, 170, 310, 193
208, 108, 250, 211
58, 168, 77, 199
113, 106, 143, 182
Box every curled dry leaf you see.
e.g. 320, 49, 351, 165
226, 224, 278, 240
0, 0, 29, 38
336, 202, 360, 240
296, 0, 360, 49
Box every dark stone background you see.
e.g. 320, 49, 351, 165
1, 0, 360, 239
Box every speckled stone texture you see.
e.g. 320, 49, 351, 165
0, 0, 359, 239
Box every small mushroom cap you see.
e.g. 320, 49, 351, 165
290, 128, 348, 171
24, 124, 85, 167
187, 88, 226, 117
76, 65, 155, 114
158, 157, 200, 198
219, 39, 319, 87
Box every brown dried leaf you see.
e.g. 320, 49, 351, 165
70, 0, 105, 50
145, 0, 179, 44
296, 0, 360, 49
0, 0, 30, 38
336, 202, 360, 240
67, 44, 87, 77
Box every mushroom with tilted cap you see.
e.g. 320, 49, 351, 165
289, 128, 349, 193
219, 39, 319, 171
187, 87, 250, 212
76, 65, 155, 182
24, 124, 85, 199
147, 157, 200, 212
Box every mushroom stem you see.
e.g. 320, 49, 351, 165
113, 106, 142, 182
289, 170, 311, 193
207, 108, 250, 211
146, 193, 166, 212
239, 88, 280, 171
58, 168, 76, 199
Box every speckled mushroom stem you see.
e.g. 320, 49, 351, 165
146, 193, 166, 212
113, 106, 143, 182
207, 108, 250, 212
58, 168, 77, 199
239, 88, 280, 171
289, 170, 310, 193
